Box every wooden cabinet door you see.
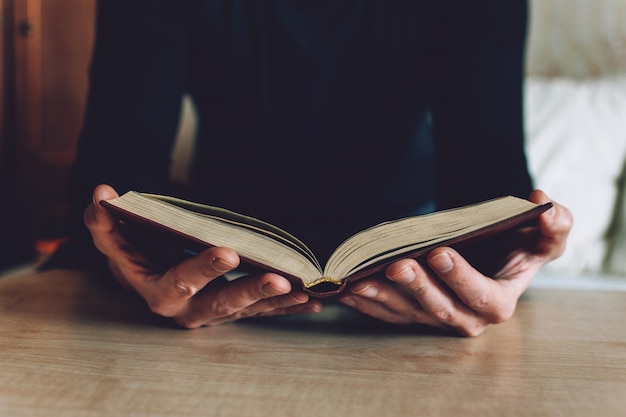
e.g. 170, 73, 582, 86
13, 0, 95, 243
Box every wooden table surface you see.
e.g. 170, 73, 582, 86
1, 269, 625, 417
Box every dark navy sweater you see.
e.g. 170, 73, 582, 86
66, 0, 532, 263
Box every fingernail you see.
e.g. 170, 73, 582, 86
212, 257, 235, 273
342, 297, 356, 307
429, 252, 454, 273
353, 284, 378, 298
260, 282, 287, 297
389, 265, 416, 285
304, 303, 323, 313
289, 291, 308, 303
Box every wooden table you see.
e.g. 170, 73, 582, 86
1, 269, 625, 417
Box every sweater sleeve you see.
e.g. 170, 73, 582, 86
427, 0, 533, 209
67, 0, 190, 237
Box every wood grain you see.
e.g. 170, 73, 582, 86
1, 270, 625, 417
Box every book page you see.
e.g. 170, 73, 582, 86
145, 194, 321, 270
106, 192, 324, 283
323, 196, 543, 279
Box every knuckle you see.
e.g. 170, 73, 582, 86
371, 287, 388, 303
409, 280, 428, 295
174, 315, 205, 329
171, 274, 200, 297
275, 294, 297, 308
208, 299, 237, 317
146, 297, 176, 318
83, 207, 95, 229
490, 305, 515, 324
458, 323, 487, 337
560, 207, 574, 231
468, 293, 491, 311
431, 305, 454, 322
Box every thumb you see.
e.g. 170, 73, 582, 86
84, 184, 120, 235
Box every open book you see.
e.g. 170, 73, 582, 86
101, 192, 552, 296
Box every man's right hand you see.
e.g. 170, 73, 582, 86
83, 184, 323, 328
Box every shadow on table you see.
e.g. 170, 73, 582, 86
0, 268, 456, 337
238, 304, 454, 337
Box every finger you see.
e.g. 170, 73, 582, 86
173, 273, 313, 328
203, 294, 323, 327
144, 246, 240, 318
83, 185, 154, 292
340, 293, 416, 325
84, 184, 124, 256
425, 248, 516, 326
528, 190, 574, 260
84, 184, 119, 233
385, 257, 491, 336
341, 277, 441, 326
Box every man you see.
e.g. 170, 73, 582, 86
55, 0, 572, 335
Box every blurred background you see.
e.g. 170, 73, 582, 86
1, 0, 625, 279
524, 0, 626, 278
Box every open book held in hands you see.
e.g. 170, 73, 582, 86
101, 192, 552, 296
